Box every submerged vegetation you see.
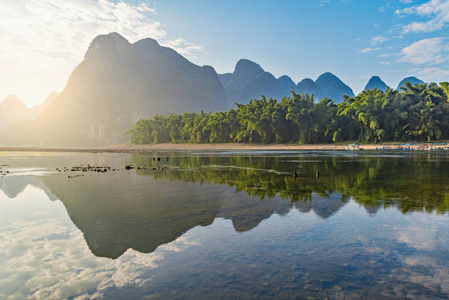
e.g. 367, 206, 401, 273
128, 82, 449, 144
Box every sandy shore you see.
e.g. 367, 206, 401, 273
0, 142, 442, 153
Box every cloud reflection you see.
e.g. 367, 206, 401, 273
0, 207, 200, 299
400, 255, 449, 296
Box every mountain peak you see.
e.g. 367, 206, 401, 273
45, 91, 59, 101
222, 59, 281, 106
134, 37, 160, 48
365, 76, 388, 92
233, 59, 265, 79
396, 76, 424, 90
0, 95, 32, 130
316, 72, 338, 81
298, 78, 315, 86
1, 94, 28, 110
278, 75, 296, 95
84, 32, 130, 59
40, 91, 59, 107
315, 72, 354, 102
108, 32, 128, 42
296, 78, 323, 100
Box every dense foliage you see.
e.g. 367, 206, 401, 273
127, 82, 449, 144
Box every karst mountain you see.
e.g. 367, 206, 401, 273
0, 33, 427, 147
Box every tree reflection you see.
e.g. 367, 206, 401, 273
131, 152, 449, 214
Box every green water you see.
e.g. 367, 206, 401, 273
1, 150, 449, 299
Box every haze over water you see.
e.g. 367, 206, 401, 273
2, 150, 449, 298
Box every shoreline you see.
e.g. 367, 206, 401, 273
0, 142, 446, 153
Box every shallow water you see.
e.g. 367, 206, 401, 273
1, 150, 449, 299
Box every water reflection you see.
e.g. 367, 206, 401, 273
131, 151, 449, 214
0, 175, 57, 200
42, 172, 224, 259
2, 151, 449, 298
2, 151, 449, 261
7, 174, 352, 259
0, 186, 197, 299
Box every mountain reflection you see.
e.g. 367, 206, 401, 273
38, 173, 223, 259
2, 151, 449, 260
2, 172, 349, 259
0, 175, 57, 201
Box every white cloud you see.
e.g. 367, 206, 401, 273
162, 38, 207, 58
398, 37, 449, 65
370, 35, 389, 45
396, 0, 449, 33
0, 0, 165, 71
0, 0, 205, 106
361, 47, 381, 53
319, 0, 330, 7
410, 67, 449, 81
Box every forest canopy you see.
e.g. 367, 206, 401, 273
127, 82, 449, 144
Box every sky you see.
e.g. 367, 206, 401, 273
1, 0, 449, 106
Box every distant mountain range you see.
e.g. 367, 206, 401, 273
218, 59, 355, 106
0, 32, 431, 146
217, 59, 426, 107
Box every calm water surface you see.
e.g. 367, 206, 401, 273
2, 150, 449, 299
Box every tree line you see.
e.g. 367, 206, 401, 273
127, 82, 449, 144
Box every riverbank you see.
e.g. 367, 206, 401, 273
0, 142, 447, 153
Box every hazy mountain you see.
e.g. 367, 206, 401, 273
0, 95, 30, 129
315, 72, 355, 103
364, 76, 388, 92
0, 92, 57, 130
278, 75, 296, 96
29, 91, 59, 117
396, 76, 424, 90
296, 78, 324, 100
2, 32, 227, 147
0, 95, 28, 112
217, 73, 233, 87
220, 59, 282, 107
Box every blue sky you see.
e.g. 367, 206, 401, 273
1, 0, 448, 106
